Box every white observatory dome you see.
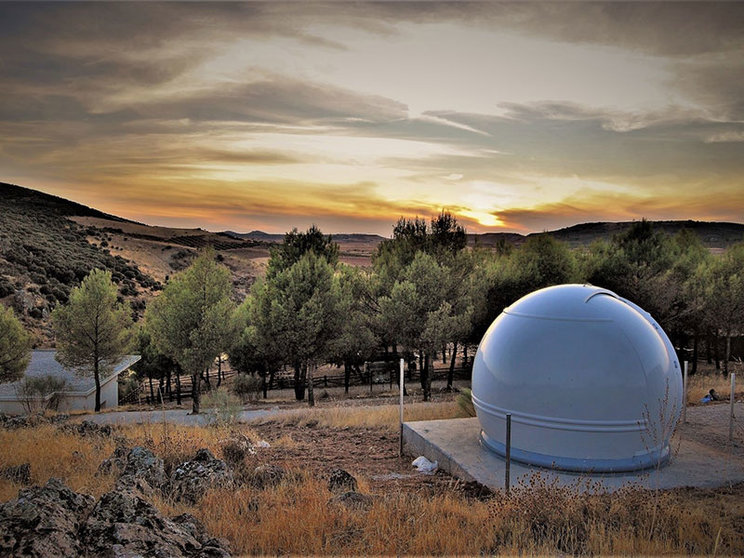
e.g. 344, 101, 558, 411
472, 284, 683, 472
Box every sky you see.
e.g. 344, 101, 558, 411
1, 2, 743, 235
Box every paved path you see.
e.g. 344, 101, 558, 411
78, 407, 284, 426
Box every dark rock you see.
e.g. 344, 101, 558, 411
170, 449, 234, 504
250, 464, 286, 489
2, 416, 33, 429
47, 414, 70, 424
328, 468, 358, 494
83, 486, 231, 557
1, 463, 31, 485
0, 477, 95, 557
120, 446, 167, 490
60, 420, 113, 438
97, 445, 131, 477
328, 491, 373, 510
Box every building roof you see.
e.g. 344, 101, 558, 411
0, 350, 140, 399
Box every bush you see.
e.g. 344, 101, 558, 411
202, 387, 243, 426
232, 373, 263, 402
15, 375, 67, 413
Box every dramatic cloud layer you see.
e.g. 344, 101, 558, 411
1, 2, 742, 234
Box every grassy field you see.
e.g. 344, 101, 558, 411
2, 396, 743, 556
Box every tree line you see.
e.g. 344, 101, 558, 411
2, 215, 743, 414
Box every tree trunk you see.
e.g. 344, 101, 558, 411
203, 365, 211, 391
448, 341, 457, 389
714, 332, 721, 370
158, 375, 164, 403
293, 363, 305, 400
463, 345, 468, 368
175, 371, 182, 405
269, 369, 276, 393
442, 345, 447, 364
94, 360, 101, 412
148, 373, 155, 405
422, 353, 432, 402
217, 357, 222, 388
692, 334, 698, 374
725, 334, 731, 374
191, 372, 201, 414
307, 363, 315, 407
344, 361, 350, 394
367, 361, 372, 392
166, 368, 172, 402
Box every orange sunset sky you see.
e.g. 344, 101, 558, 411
1, 2, 743, 235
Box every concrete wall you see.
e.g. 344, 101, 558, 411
0, 399, 29, 415
100, 375, 118, 409
1, 374, 120, 415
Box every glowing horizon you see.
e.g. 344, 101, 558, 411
1, 2, 742, 236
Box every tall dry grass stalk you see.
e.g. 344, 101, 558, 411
265, 400, 463, 431
686, 372, 736, 403
0, 424, 116, 501
187, 472, 740, 556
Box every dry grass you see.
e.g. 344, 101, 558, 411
184, 472, 741, 556
686, 370, 738, 404
2, 414, 743, 555
265, 400, 463, 432
0, 424, 116, 501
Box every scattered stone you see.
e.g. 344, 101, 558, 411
255, 440, 270, 449
250, 464, 286, 489
1, 416, 34, 429
59, 420, 113, 438
328, 468, 358, 494
118, 446, 167, 496
0, 477, 95, 557
83, 486, 231, 557
328, 491, 373, 511
170, 449, 234, 504
0, 463, 31, 485
97, 445, 131, 477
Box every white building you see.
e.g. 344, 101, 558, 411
472, 284, 683, 473
0, 350, 140, 415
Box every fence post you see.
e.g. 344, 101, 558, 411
730, 373, 736, 442
682, 361, 688, 424
505, 413, 512, 495
399, 358, 405, 457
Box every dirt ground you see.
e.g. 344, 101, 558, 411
244, 398, 744, 507
249, 415, 494, 500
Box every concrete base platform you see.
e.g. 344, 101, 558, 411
403, 416, 744, 492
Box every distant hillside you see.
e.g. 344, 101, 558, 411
0, 183, 161, 345
0, 182, 133, 222
226, 230, 385, 245
469, 220, 744, 251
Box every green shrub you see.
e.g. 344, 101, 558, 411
232, 373, 263, 402
202, 387, 243, 426
16, 375, 67, 413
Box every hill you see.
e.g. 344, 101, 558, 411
2, 182, 743, 344
0, 182, 266, 345
469, 220, 744, 251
